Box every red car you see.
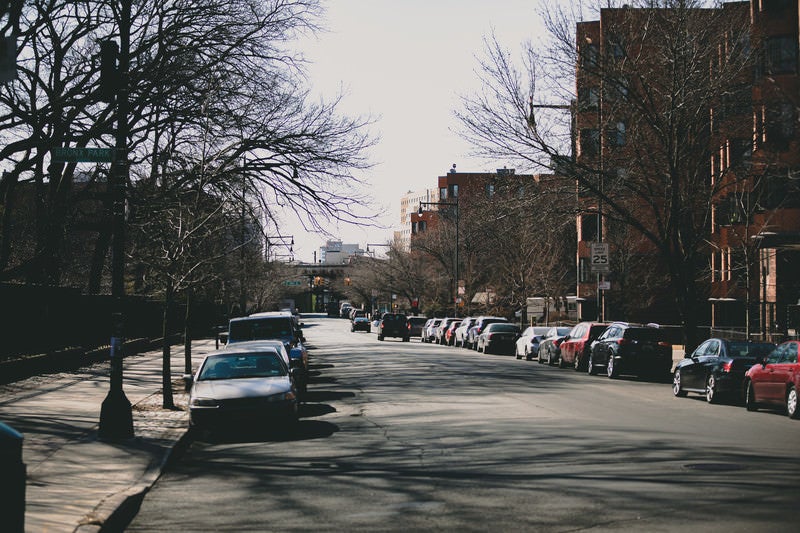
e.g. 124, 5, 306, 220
744, 340, 800, 419
558, 322, 609, 370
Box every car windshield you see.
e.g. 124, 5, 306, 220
383, 315, 407, 322
198, 353, 287, 381
229, 318, 293, 342
487, 324, 519, 333
624, 328, 664, 341
728, 341, 776, 358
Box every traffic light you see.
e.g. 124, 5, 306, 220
0, 35, 16, 83
98, 40, 119, 102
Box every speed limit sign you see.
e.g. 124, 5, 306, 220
590, 242, 610, 273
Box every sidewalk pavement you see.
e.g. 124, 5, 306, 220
0, 339, 217, 533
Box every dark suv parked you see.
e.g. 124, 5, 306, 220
377, 313, 410, 341
588, 322, 672, 379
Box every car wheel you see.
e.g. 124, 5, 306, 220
745, 381, 758, 411
588, 353, 597, 375
787, 386, 799, 419
574, 354, 582, 371
377, 335, 384, 341
607, 355, 619, 378
558, 355, 567, 369
705, 375, 718, 404
525, 348, 533, 361
672, 370, 687, 396
538, 351, 545, 364
515, 347, 522, 360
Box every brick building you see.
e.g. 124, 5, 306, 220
573, 0, 800, 337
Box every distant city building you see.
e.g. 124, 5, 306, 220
318, 240, 365, 265
396, 187, 440, 249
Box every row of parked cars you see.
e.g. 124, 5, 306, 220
188, 311, 311, 433
412, 315, 800, 421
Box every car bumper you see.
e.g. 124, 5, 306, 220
190, 399, 297, 428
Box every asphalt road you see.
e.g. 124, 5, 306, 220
127, 316, 800, 532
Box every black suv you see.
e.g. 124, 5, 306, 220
588, 322, 672, 379
377, 313, 410, 341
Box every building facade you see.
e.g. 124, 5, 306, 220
572, 0, 800, 337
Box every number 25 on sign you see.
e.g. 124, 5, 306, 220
590, 242, 609, 273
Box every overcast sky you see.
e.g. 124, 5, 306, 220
284, 0, 549, 262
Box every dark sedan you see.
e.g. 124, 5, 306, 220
477, 323, 521, 355
351, 316, 372, 333
673, 338, 776, 403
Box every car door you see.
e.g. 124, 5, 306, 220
591, 326, 615, 366
753, 344, 789, 403
561, 324, 585, 364
683, 340, 718, 390
767, 342, 799, 403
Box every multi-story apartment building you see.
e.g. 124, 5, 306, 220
395, 187, 439, 250
710, 0, 800, 336
573, 0, 799, 337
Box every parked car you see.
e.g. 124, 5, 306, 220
588, 322, 672, 379
189, 345, 299, 430
467, 316, 508, 350
435, 318, 460, 345
377, 313, 410, 341
351, 316, 372, 333
673, 338, 776, 403
422, 318, 442, 343
743, 340, 800, 419
454, 317, 476, 348
537, 327, 572, 365
444, 320, 462, 346
559, 321, 609, 370
515, 326, 551, 361
477, 323, 521, 355
407, 316, 428, 339
227, 312, 303, 350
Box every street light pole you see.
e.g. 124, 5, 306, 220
99, 0, 133, 440
419, 200, 459, 316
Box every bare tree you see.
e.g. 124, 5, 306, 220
456, 0, 757, 348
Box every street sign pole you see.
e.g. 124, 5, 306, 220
99, 0, 134, 440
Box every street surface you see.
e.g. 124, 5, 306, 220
128, 316, 800, 532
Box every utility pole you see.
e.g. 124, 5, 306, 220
99, 0, 133, 440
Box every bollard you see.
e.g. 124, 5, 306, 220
0, 422, 26, 533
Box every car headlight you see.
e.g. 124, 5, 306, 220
267, 391, 296, 402
190, 397, 219, 408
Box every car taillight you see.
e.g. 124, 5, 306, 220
721, 361, 732, 373
658, 341, 671, 347
617, 338, 630, 345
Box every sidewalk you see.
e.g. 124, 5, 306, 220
0, 339, 217, 532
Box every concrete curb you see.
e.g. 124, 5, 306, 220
73, 428, 193, 533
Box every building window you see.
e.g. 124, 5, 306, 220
581, 43, 599, 69
440, 187, 447, 200
579, 257, 592, 283
764, 103, 795, 151
765, 35, 798, 75
763, 0, 792, 13
580, 129, 600, 157
609, 122, 626, 146
607, 35, 625, 60
485, 183, 495, 197
578, 87, 599, 111
449, 184, 459, 198
605, 77, 629, 101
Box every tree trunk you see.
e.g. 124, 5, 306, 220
162, 286, 175, 409
184, 289, 192, 376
